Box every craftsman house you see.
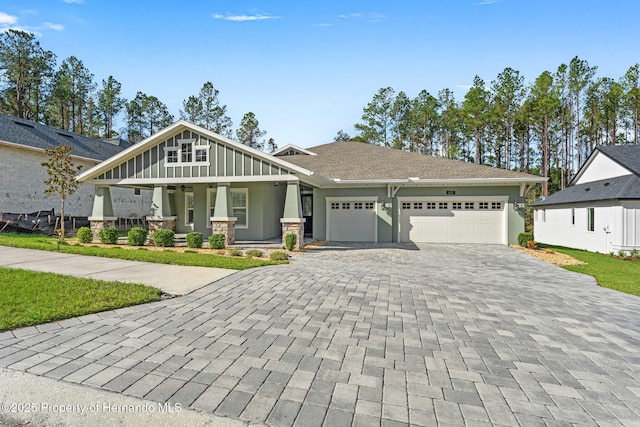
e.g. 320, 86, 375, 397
533, 145, 640, 254
76, 120, 545, 248
0, 113, 151, 218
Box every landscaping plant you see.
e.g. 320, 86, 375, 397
245, 249, 263, 258
128, 227, 148, 246
153, 229, 174, 247
228, 249, 243, 257
76, 226, 93, 243
98, 227, 118, 244
209, 233, 226, 249
270, 251, 289, 261
186, 232, 203, 248
518, 232, 534, 247
285, 233, 297, 251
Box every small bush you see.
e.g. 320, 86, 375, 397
630, 248, 640, 259
186, 232, 203, 249
98, 227, 118, 244
209, 233, 226, 249
617, 249, 627, 259
228, 249, 243, 257
517, 232, 534, 247
153, 229, 174, 247
270, 250, 289, 261
285, 233, 297, 251
128, 227, 148, 246
76, 227, 93, 243
608, 251, 615, 257
245, 249, 263, 258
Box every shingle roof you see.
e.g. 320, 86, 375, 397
532, 175, 640, 206
282, 141, 542, 181
0, 113, 130, 161
596, 144, 640, 176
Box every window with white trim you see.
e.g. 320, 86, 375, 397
491, 202, 502, 210
452, 202, 462, 210
402, 202, 411, 209
414, 202, 423, 209
181, 141, 193, 162
571, 208, 575, 225
185, 192, 194, 226
331, 202, 340, 209
479, 202, 489, 210
354, 202, 363, 209
342, 202, 350, 209
587, 208, 594, 232
439, 202, 448, 209
426, 202, 436, 210
195, 147, 207, 162
165, 138, 209, 165
206, 188, 249, 228
167, 148, 178, 163
365, 202, 374, 209
464, 202, 474, 210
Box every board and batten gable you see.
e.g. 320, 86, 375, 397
573, 151, 632, 185
91, 129, 295, 184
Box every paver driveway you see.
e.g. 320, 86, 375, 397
1, 244, 640, 426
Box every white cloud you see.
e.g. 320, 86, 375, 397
43, 22, 64, 31
313, 23, 333, 28
338, 12, 383, 22
62, 0, 85, 4
455, 84, 473, 91
213, 13, 279, 22
0, 12, 18, 25
339, 13, 362, 19
474, 0, 502, 4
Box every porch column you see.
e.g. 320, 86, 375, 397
280, 180, 305, 250
147, 185, 177, 238
88, 185, 117, 242
211, 182, 236, 246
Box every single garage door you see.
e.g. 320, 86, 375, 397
326, 199, 377, 242
399, 199, 505, 244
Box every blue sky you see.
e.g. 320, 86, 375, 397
1, 0, 639, 147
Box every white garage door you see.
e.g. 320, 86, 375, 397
400, 200, 505, 244
327, 199, 377, 242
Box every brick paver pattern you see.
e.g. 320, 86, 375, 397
1, 244, 639, 426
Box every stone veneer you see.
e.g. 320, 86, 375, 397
89, 219, 116, 242
212, 220, 236, 246
148, 219, 176, 240
282, 221, 304, 250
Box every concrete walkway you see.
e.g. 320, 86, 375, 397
1, 243, 640, 426
0, 246, 236, 295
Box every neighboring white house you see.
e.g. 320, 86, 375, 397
533, 145, 640, 254
0, 113, 151, 218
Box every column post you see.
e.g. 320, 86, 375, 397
280, 180, 305, 250
211, 182, 236, 246
88, 185, 117, 242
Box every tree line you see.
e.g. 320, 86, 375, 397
0, 30, 270, 149
345, 58, 640, 196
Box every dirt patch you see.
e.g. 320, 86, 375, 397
511, 245, 586, 266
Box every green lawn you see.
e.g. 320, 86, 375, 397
0, 233, 286, 270
0, 267, 161, 332
541, 244, 640, 296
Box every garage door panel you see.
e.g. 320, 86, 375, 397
327, 200, 376, 242
401, 200, 504, 244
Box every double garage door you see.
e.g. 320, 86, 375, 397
399, 198, 506, 244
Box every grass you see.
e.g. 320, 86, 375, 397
541, 244, 640, 296
0, 267, 161, 332
0, 233, 286, 270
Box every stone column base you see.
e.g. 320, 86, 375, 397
281, 219, 305, 250
147, 218, 176, 240
212, 220, 236, 246
89, 218, 116, 242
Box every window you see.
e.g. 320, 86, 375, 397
331, 202, 340, 209
571, 208, 575, 225
342, 202, 350, 209
542, 209, 546, 222
426, 202, 436, 210
587, 208, 594, 232
181, 142, 193, 162
185, 192, 194, 226
206, 188, 249, 228
479, 202, 489, 210
439, 202, 448, 209
354, 202, 363, 209
491, 202, 502, 210
232, 190, 248, 228
166, 149, 178, 163
402, 202, 411, 209
465, 202, 474, 210
414, 202, 423, 209
452, 202, 462, 210
195, 148, 207, 162
365, 202, 374, 209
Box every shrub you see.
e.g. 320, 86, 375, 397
128, 227, 148, 246
245, 249, 263, 258
608, 251, 615, 257
630, 248, 640, 259
186, 232, 203, 249
285, 233, 297, 251
209, 233, 226, 249
617, 249, 628, 259
98, 227, 118, 244
270, 251, 289, 261
517, 232, 534, 247
228, 249, 243, 257
153, 229, 174, 247
76, 227, 93, 243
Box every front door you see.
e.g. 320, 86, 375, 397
302, 194, 313, 235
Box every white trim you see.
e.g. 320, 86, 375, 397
211, 217, 237, 222
147, 216, 177, 221
325, 196, 378, 243
281, 218, 306, 223
396, 195, 509, 244
272, 144, 318, 156
0, 139, 103, 164
88, 216, 117, 221
232, 188, 249, 229
89, 175, 299, 186
184, 192, 194, 229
